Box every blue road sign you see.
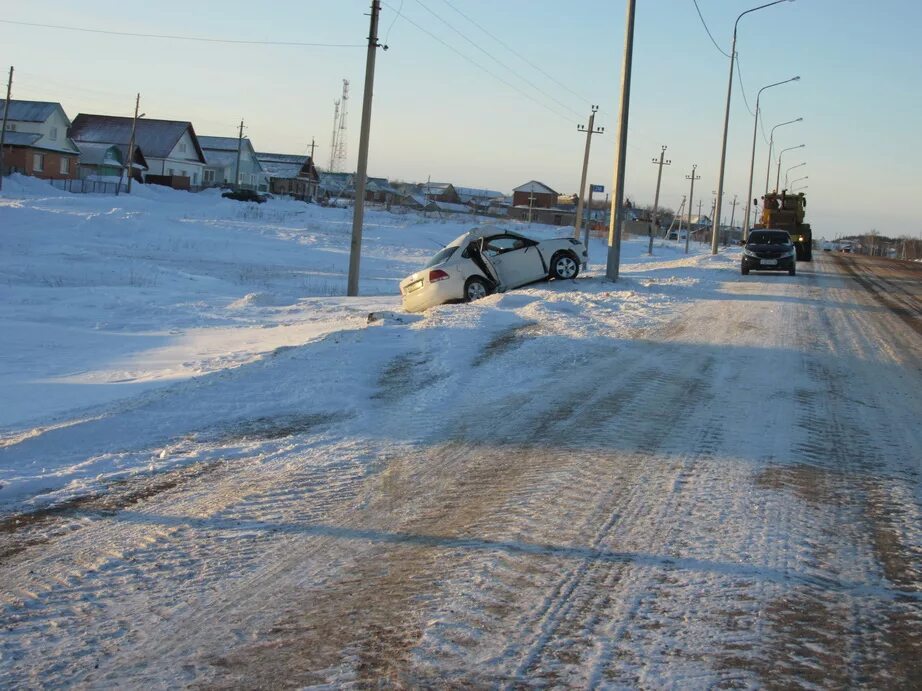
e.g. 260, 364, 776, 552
590, 184, 605, 193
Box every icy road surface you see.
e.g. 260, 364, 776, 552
1, 252, 920, 687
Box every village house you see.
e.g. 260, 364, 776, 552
256, 152, 319, 200
0, 100, 80, 180
200, 136, 267, 191
69, 114, 206, 189
512, 180, 558, 208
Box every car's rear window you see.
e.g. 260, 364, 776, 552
749, 231, 790, 245
423, 246, 458, 268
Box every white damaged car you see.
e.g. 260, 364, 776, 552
399, 227, 587, 313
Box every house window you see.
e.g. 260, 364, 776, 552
192, 173, 198, 185
33, 153, 44, 171
168, 168, 175, 176
60, 157, 69, 174
6, 123, 15, 131
49, 127, 58, 141
179, 142, 187, 153
204, 169, 215, 184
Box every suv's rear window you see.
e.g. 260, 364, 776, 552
749, 231, 791, 245
424, 246, 458, 268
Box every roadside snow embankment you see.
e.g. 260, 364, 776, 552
0, 175, 736, 512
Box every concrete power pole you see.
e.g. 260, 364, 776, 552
606, 0, 636, 281
0, 66, 13, 192
347, 0, 384, 297
574, 105, 604, 240
649, 145, 671, 254
124, 93, 141, 193
729, 194, 739, 240
233, 119, 245, 189
685, 164, 699, 254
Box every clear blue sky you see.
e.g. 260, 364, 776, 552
3, 1, 920, 239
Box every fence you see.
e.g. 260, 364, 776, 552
48, 178, 128, 195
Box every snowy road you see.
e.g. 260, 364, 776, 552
2, 253, 921, 687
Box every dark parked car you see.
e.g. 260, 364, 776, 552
221, 189, 267, 203
741, 230, 796, 276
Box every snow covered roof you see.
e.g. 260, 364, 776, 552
199, 136, 246, 152
74, 142, 123, 167
256, 152, 316, 180
202, 149, 239, 169
69, 114, 206, 162
2, 131, 42, 147
0, 99, 63, 123
514, 180, 558, 195
455, 186, 504, 203
421, 182, 454, 193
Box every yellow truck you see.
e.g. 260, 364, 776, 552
756, 191, 812, 261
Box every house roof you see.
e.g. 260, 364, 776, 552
421, 182, 454, 193
199, 135, 247, 151
0, 99, 62, 123
2, 131, 42, 147
69, 114, 206, 162
454, 186, 504, 202
513, 180, 559, 195
256, 152, 316, 180
74, 141, 122, 166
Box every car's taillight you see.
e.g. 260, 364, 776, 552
428, 269, 449, 282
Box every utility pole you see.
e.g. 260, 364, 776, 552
347, 0, 384, 297
729, 194, 739, 239
582, 184, 599, 267
125, 93, 141, 193
233, 119, 245, 189
649, 145, 671, 254
0, 66, 13, 192
574, 105, 604, 240
308, 137, 316, 161
685, 165, 699, 254
527, 192, 536, 224
606, 0, 636, 281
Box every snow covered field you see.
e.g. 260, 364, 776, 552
0, 176, 722, 511
2, 178, 920, 687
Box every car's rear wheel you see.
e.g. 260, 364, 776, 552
550, 252, 580, 280
464, 276, 492, 302
789, 265, 796, 276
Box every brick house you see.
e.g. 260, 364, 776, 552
0, 100, 80, 180
512, 180, 558, 208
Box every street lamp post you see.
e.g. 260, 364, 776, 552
776, 144, 805, 192
711, 0, 794, 255
789, 175, 808, 188
764, 118, 802, 195
784, 162, 806, 190
792, 183, 808, 192
743, 76, 799, 241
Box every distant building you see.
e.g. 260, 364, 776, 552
200, 136, 266, 191
0, 99, 80, 180
454, 186, 505, 211
419, 182, 459, 204
512, 180, 558, 208
69, 114, 206, 188
256, 152, 319, 200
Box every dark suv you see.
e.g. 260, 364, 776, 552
741, 230, 796, 276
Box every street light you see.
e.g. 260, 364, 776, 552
789, 175, 808, 188
792, 184, 808, 192
764, 117, 802, 195
743, 75, 799, 240
711, 0, 795, 255
784, 162, 806, 189
776, 144, 805, 192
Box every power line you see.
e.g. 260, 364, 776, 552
379, 2, 577, 123
411, 0, 584, 119
691, 0, 731, 58
0, 19, 365, 47
735, 53, 756, 117
437, 0, 593, 106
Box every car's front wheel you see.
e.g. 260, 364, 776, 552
741, 265, 749, 275
550, 252, 580, 280
789, 265, 796, 276
464, 276, 492, 302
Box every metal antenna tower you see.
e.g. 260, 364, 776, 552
329, 79, 349, 172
